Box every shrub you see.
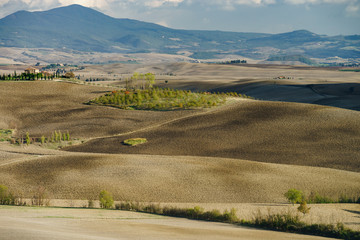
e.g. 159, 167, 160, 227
143, 203, 162, 214
113, 201, 360, 239
123, 138, 147, 146
31, 186, 49, 206
99, 190, 114, 209
223, 208, 238, 223
284, 189, 304, 205
25, 132, 30, 145
0, 185, 9, 204
88, 200, 94, 208
297, 201, 311, 215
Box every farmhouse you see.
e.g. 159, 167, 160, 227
24, 67, 40, 74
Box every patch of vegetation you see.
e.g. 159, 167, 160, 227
267, 55, 316, 65
0, 72, 54, 81
307, 191, 360, 204
216, 59, 247, 64
31, 186, 50, 207
189, 52, 219, 59
297, 201, 311, 215
99, 190, 114, 209
285, 189, 360, 204
284, 189, 304, 205
87, 88, 251, 111
249, 209, 359, 240
0, 184, 27, 206
8, 130, 74, 149
339, 69, 360, 72
0, 129, 13, 142
113, 200, 359, 240
123, 138, 147, 146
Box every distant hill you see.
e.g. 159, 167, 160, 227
0, 4, 359, 61
266, 55, 316, 65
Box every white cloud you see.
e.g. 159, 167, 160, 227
58, 0, 115, 8
346, 1, 360, 14
143, 0, 184, 8
156, 20, 169, 26
2, 0, 358, 10
0, 0, 358, 21
284, 0, 357, 4
0, 0, 10, 7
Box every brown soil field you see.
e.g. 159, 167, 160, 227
66, 100, 360, 172
0, 81, 197, 138
0, 64, 359, 238
0, 206, 334, 240
1, 152, 359, 203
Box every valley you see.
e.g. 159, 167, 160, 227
0, 62, 359, 239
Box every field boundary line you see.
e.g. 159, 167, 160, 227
81, 98, 251, 143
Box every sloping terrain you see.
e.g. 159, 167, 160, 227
1, 152, 359, 203
0, 81, 197, 138
66, 100, 360, 172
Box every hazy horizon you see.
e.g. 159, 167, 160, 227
0, 0, 359, 36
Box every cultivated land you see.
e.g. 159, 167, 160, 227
0, 206, 335, 240
0, 63, 359, 239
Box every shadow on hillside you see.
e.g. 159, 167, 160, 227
211, 82, 360, 111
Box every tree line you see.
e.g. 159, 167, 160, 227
0, 72, 54, 81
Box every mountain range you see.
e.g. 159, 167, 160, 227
0, 4, 359, 62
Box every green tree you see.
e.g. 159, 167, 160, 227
0, 185, 9, 204
66, 131, 70, 141
54, 130, 59, 142
99, 190, 114, 209
64, 72, 75, 78
131, 72, 140, 89
145, 73, 155, 89
284, 189, 304, 205
25, 132, 30, 145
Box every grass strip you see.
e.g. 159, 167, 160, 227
115, 202, 360, 240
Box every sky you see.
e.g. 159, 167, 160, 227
0, 0, 359, 35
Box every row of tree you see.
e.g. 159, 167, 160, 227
0, 71, 77, 81
0, 72, 54, 81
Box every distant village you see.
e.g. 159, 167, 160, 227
0, 63, 83, 81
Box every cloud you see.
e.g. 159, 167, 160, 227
2, 0, 358, 10
346, 1, 360, 14
0, 0, 358, 28
283, 0, 357, 4
0, 0, 10, 7
143, 0, 184, 8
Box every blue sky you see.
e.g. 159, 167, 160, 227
0, 0, 359, 35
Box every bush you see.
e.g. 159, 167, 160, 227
99, 190, 114, 209
88, 200, 94, 208
123, 138, 147, 146
284, 189, 304, 205
113, 201, 360, 239
0, 185, 9, 204
297, 201, 311, 215
31, 186, 49, 206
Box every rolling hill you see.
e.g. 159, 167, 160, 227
0, 4, 359, 60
